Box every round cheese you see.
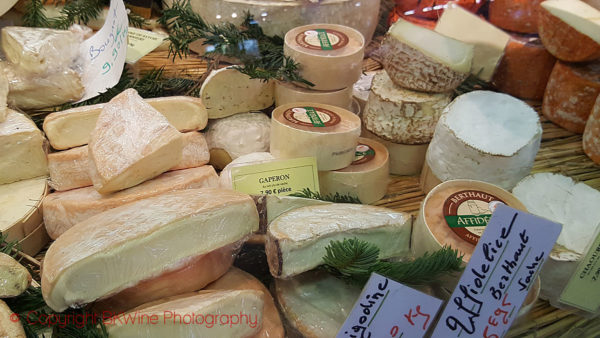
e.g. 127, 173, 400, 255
270, 102, 361, 171
274, 81, 352, 110
584, 96, 600, 164
362, 127, 428, 176
363, 71, 452, 144
284, 24, 364, 91
489, 0, 543, 34
0, 176, 47, 243
319, 137, 389, 204
219, 152, 275, 189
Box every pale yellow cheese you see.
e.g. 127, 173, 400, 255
0, 67, 8, 123
542, 0, 600, 44
0, 252, 30, 297
0, 176, 46, 242
274, 81, 352, 110
0, 300, 25, 338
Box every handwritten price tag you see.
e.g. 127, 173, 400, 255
337, 273, 443, 338
431, 205, 562, 338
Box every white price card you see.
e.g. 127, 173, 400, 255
337, 273, 443, 338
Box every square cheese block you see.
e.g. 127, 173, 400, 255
88, 89, 184, 194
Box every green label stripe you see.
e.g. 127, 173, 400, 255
356, 149, 375, 157
445, 214, 492, 228
304, 107, 325, 127
315, 29, 333, 50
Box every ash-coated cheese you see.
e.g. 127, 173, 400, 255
0, 176, 46, 243
363, 71, 452, 144
274, 81, 352, 110
584, 96, 600, 164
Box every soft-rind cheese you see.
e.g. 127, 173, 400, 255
0, 252, 31, 297
584, 96, 600, 164
363, 71, 451, 144
0, 176, 46, 242
42, 188, 259, 312
266, 204, 412, 278
219, 152, 275, 190
274, 81, 352, 110
0, 300, 25, 337
270, 102, 361, 171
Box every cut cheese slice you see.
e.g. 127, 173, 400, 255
426, 91, 541, 191
106, 290, 264, 338
88, 89, 184, 194
0, 177, 46, 243
266, 203, 411, 278
283, 24, 364, 91
0, 67, 8, 123
205, 112, 271, 170
270, 102, 361, 171
363, 71, 452, 144
542, 61, 600, 134
0, 110, 47, 184
319, 137, 389, 204
201, 68, 274, 119
43, 166, 219, 239
0, 252, 30, 298
41, 188, 259, 312
0, 300, 25, 338
43, 96, 208, 150
274, 81, 352, 110
488, 0, 543, 34
435, 5, 511, 81
584, 96, 600, 164
539, 0, 600, 62
219, 152, 275, 190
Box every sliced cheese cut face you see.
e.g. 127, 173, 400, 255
88, 89, 184, 194
106, 290, 264, 338
0, 300, 25, 338
41, 188, 259, 312
219, 152, 275, 189
0, 252, 30, 298
270, 102, 361, 171
43, 166, 219, 239
201, 68, 274, 119
264, 195, 331, 225
266, 204, 411, 278
0, 176, 46, 242
0, 110, 48, 185
542, 0, 600, 45
274, 81, 353, 110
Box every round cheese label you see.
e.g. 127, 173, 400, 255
296, 29, 349, 51
352, 144, 376, 165
283, 107, 341, 128
442, 190, 506, 245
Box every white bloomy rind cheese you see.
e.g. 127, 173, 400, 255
274, 81, 353, 110
0, 110, 48, 185
381, 18, 473, 92
363, 71, 452, 144
41, 188, 259, 312
512, 173, 600, 306
270, 102, 361, 171
319, 137, 389, 204
284, 24, 365, 91
266, 204, 412, 278
425, 91, 542, 191
219, 152, 275, 190
0, 177, 46, 242
201, 67, 274, 119
361, 127, 428, 176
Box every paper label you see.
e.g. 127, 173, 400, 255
337, 273, 443, 338
126, 27, 166, 64
78, 0, 128, 101
296, 29, 349, 50
431, 205, 562, 338
352, 144, 375, 165
231, 157, 320, 196
283, 107, 341, 128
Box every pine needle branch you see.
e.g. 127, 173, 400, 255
23, 0, 51, 28
49, 0, 105, 30
0, 232, 21, 258
290, 188, 362, 204
455, 75, 494, 96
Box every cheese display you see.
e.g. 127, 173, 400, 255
319, 137, 389, 204
381, 18, 473, 92
0, 300, 25, 337
274, 81, 352, 110
200, 68, 274, 119
205, 112, 270, 170
0, 253, 30, 298
270, 102, 361, 171
88, 89, 184, 194
488, 0, 543, 34
425, 91, 542, 192
219, 152, 275, 189
543, 61, 600, 134
538, 0, 600, 62
41, 188, 259, 312
266, 204, 412, 278
43, 96, 208, 150
0, 176, 46, 245
584, 96, 600, 164
0, 110, 47, 185
363, 71, 452, 144
43, 166, 218, 239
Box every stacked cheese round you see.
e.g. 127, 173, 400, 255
319, 137, 389, 204
361, 127, 428, 176
270, 102, 361, 171
274, 81, 352, 110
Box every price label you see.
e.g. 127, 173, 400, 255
126, 27, 167, 63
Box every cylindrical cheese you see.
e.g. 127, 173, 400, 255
274, 81, 352, 110
543, 61, 600, 134
319, 137, 389, 204
584, 95, 600, 164
488, 0, 543, 34
363, 71, 452, 144
284, 24, 364, 91
270, 102, 361, 171
0, 176, 47, 243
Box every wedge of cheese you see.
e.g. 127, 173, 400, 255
0, 300, 25, 337
0, 177, 46, 242
219, 152, 275, 189
42, 188, 259, 312
43, 166, 218, 239
488, 0, 543, 34
266, 204, 411, 278
381, 18, 473, 92
0, 110, 47, 184
43, 96, 208, 150
88, 89, 184, 194
0, 252, 30, 298
584, 96, 600, 164
253, 195, 331, 234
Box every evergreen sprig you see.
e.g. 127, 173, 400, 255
290, 188, 362, 204
0, 232, 21, 257
22, 0, 51, 28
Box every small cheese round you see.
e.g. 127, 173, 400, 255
284, 24, 365, 91
0, 176, 47, 241
219, 152, 275, 189
274, 81, 352, 110
270, 102, 361, 171
361, 127, 428, 176
583, 96, 600, 164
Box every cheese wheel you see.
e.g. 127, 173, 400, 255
488, 0, 543, 34
283, 24, 364, 91
538, 0, 600, 62
0, 176, 47, 243
318, 137, 389, 204
363, 71, 452, 144
274, 81, 352, 110
270, 102, 361, 171
426, 91, 542, 191
381, 18, 473, 92
492, 33, 556, 100
543, 61, 600, 134
583, 96, 600, 164
219, 152, 275, 190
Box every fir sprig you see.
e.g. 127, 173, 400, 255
290, 188, 362, 204
323, 238, 463, 286
0, 232, 21, 257
22, 0, 51, 28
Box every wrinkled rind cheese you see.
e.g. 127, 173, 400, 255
0, 300, 25, 337
0, 252, 31, 297
584, 96, 600, 164
275, 81, 353, 110
0, 177, 46, 243
219, 152, 275, 189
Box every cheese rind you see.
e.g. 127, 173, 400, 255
275, 81, 352, 110
0, 177, 46, 242
0, 252, 31, 297
488, 0, 543, 34
584, 96, 600, 164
